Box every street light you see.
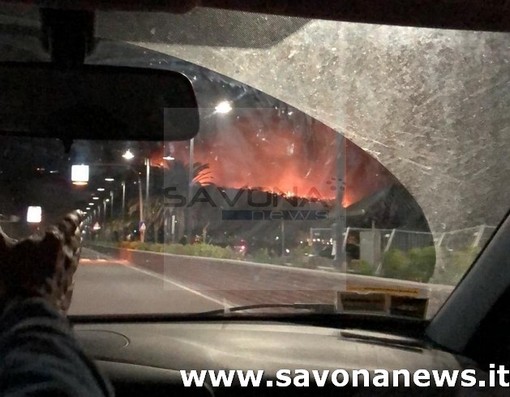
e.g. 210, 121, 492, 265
81, 157, 150, 241
26, 206, 42, 223
122, 149, 135, 160
71, 164, 89, 185
215, 100, 232, 114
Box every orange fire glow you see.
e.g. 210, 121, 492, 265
151, 114, 393, 208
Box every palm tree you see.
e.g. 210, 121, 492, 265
145, 161, 212, 243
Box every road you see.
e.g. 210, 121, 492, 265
70, 247, 452, 317
69, 248, 225, 315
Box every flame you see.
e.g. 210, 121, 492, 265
154, 113, 393, 207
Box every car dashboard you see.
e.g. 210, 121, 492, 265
74, 320, 479, 396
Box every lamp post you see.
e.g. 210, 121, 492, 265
103, 199, 107, 225
121, 181, 126, 219
185, 138, 195, 242
145, 157, 150, 224
122, 150, 148, 241
119, 173, 144, 239
72, 161, 142, 240
110, 191, 114, 217
120, 172, 144, 241
138, 175, 144, 228
333, 134, 347, 272
75, 150, 163, 242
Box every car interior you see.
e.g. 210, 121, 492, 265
0, 0, 509, 395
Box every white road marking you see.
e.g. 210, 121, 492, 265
118, 261, 228, 307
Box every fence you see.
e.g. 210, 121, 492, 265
310, 224, 496, 256
435, 225, 496, 252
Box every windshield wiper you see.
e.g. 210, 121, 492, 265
198, 303, 338, 316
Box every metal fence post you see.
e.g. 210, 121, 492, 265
384, 229, 396, 252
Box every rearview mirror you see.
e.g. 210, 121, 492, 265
0, 63, 199, 141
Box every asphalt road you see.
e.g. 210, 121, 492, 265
69, 248, 225, 315
70, 247, 452, 317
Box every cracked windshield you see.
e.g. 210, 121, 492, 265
1, 7, 508, 319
